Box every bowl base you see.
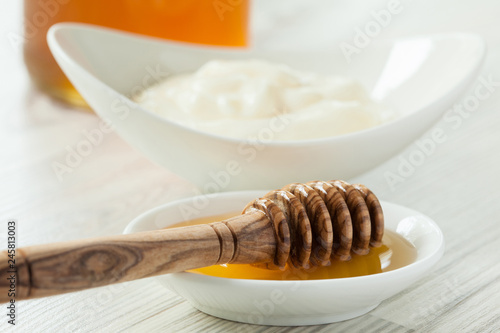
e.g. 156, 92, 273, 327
192, 302, 380, 326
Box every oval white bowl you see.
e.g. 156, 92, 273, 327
48, 24, 485, 191
124, 191, 444, 326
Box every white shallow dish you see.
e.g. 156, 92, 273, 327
124, 191, 444, 326
48, 24, 485, 191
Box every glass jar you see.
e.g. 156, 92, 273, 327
23, 0, 249, 107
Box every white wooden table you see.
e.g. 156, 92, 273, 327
1, 1, 499, 332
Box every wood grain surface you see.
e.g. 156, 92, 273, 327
0, 211, 281, 301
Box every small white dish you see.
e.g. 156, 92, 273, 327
48, 24, 485, 191
124, 191, 444, 326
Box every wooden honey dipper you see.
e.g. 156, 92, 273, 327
0, 180, 383, 302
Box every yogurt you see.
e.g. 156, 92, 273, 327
133, 59, 394, 141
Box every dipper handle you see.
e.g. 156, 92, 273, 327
0, 179, 384, 302
0, 211, 273, 302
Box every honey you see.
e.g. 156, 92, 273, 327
167, 213, 417, 280
23, 0, 249, 107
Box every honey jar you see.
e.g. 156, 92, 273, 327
23, 0, 249, 107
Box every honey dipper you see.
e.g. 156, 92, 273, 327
0, 180, 383, 302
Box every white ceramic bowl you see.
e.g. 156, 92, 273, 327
124, 191, 444, 326
48, 24, 485, 191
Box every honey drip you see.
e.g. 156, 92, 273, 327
167, 213, 417, 280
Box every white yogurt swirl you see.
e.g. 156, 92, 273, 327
133, 59, 394, 141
